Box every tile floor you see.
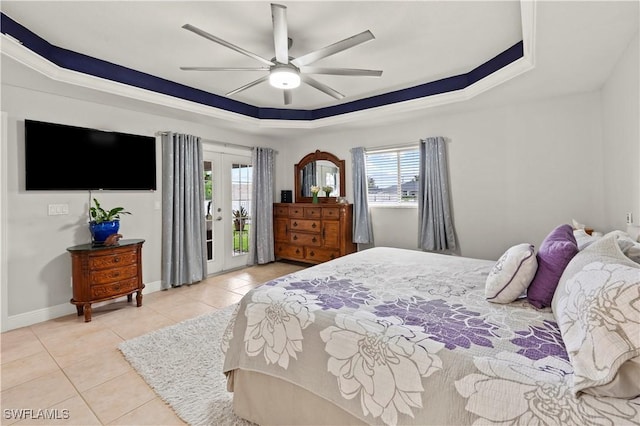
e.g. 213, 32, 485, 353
0, 261, 306, 425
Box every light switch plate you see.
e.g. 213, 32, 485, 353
48, 204, 69, 215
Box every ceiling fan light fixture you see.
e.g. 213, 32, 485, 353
269, 65, 301, 89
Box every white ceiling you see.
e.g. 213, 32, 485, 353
1, 1, 638, 131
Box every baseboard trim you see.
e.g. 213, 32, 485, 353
2, 280, 163, 332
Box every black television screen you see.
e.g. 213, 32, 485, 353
25, 119, 156, 191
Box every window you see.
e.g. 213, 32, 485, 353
365, 147, 419, 205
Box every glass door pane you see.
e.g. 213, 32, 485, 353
231, 162, 252, 257
203, 161, 213, 261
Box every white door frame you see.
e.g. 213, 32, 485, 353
202, 144, 251, 274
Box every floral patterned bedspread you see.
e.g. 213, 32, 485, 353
222, 247, 640, 425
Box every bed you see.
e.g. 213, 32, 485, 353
222, 229, 640, 425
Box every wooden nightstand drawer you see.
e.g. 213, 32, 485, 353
290, 219, 320, 233
91, 277, 139, 299
90, 264, 138, 285
89, 252, 137, 270
291, 232, 321, 246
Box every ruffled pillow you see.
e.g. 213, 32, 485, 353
485, 244, 538, 304
552, 234, 640, 398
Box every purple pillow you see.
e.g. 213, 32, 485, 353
527, 224, 578, 308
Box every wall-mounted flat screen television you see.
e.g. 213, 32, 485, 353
25, 119, 156, 191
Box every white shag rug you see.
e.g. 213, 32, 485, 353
118, 304, 253, 426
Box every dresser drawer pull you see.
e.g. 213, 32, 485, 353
309, 251, 315, 257
293, 221, 298, 227
312, 237, 317, 243
312, 222, 317, 229
293, 235, 298, 241
111, 271, 120, 278
296, 248, 301, 254
113, 257, 120, 263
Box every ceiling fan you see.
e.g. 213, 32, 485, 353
180, 3, 382, 105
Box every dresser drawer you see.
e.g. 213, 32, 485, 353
305, 247, 340, 263
90, 264, 138, 285
289, 206, 305, 218
275, 243, 305, 260
89, 252, 137, 270
290, 232, 322, 246
274, 205, 289, 216
322, 207, 341, 219
304, 207, 322, 219
90, 277, 139, 299
290, 219, 320, 233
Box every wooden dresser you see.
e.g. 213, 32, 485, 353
274, 203, 356, 264
67, 239, 145, 322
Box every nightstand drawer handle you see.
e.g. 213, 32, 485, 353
293, 235, 298, 240
293, 221, 298, 227
113, 257, 120, 263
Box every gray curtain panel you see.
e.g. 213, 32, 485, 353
351, 147, 374, 244
249, 147, 275, 265
161, 132, 207, 289
418, 137, 457, 251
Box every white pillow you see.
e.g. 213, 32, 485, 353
573, 229, 601, 250
553, 234, 640, 398
485, 243, 538, 304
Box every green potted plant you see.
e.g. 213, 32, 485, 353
89, 198, 131, 244
232, 206, 248, 232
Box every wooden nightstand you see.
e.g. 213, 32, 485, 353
67, 239, 145, 322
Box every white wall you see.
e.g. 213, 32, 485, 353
275, 91, 606, 260
602, 31, 639, 230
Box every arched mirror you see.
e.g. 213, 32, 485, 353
294, 150, 346, 202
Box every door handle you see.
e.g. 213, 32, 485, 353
216, 216, 223, 221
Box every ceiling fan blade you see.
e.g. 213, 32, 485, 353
182, 24, 274, 66
180, 67, 270, 71
300, 67, 382, 77
226, 75, 270, 96
302, 75, 345, 100
291, 30, 375, 67
284, 90, 292, 105
271, 3, 289, 64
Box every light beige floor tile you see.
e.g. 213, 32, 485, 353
63, 347, 133, 392
28, 313, 98, 340
142, 291, 192, 312
195, 287, 244, 308
106, 310, 175, 340
1, 351, 59, 391
81, 370, 156, 425
39, 328, 124, 368
13, 394, 100, 425
157, 301, 218, 323
1, 328, 45, 365
0, 370, 78, 422
107, 397, 186, 425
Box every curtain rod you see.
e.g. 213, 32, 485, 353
156, 131, 254, 152
355, 137, 450, 154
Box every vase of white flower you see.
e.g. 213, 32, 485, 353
322, 186, 333, 198
310, 186, 320, 203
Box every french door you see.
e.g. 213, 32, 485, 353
203, 150, 252, 274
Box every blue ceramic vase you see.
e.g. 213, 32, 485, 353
89, 220, 120, 244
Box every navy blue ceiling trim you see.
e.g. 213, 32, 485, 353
2, 13, 523, 122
